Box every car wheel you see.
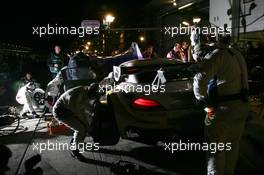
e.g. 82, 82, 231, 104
91, 100, 120, 145
33, 90, 45, 105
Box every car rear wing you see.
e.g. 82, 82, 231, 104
114, 62, 196, 84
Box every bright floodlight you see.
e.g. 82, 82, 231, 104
182, 21, 190, 26
193, 18, 201, 23
178, 2, 193, 10
105, 14, 115, 23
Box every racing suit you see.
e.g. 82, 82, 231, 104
20, 83, 39, 117
193, 47, 249, 175
52, 84, 98, 145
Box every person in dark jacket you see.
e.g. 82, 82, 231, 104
142, 45, 158, 59
48, 45, 64, 78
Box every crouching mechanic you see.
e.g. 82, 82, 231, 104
52, 83, 98, 160
20, 82, 40, 118
192, 42, 249, 175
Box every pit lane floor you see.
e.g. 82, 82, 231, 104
0, 114, 206, 175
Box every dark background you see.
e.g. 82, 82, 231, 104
0, 0, 151, 51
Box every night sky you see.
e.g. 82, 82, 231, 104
0, 0, 151, 50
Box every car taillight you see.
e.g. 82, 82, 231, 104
132, 97, 160, 109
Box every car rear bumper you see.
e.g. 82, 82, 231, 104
109, 94, 204, 139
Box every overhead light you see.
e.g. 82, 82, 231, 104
178, 2, 193, 10
193, 17, 201, 23
105, 14, 115, 23
85, 46, 89, 50
182, 21, 190, 26
173, 2, 177, 6
139, 36, 145, 42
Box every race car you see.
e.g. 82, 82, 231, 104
102, 59, 205, 144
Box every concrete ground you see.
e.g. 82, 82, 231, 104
0, 115, 206, 175
1, 109, 264, 175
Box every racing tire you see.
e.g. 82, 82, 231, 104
91, 100, 120, 146
33, 89, 45, 105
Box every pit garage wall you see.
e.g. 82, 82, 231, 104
240, 0, 264, 32
156, 0, 207, 56
209, 0, 232, 29
209, 0, 264, 32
